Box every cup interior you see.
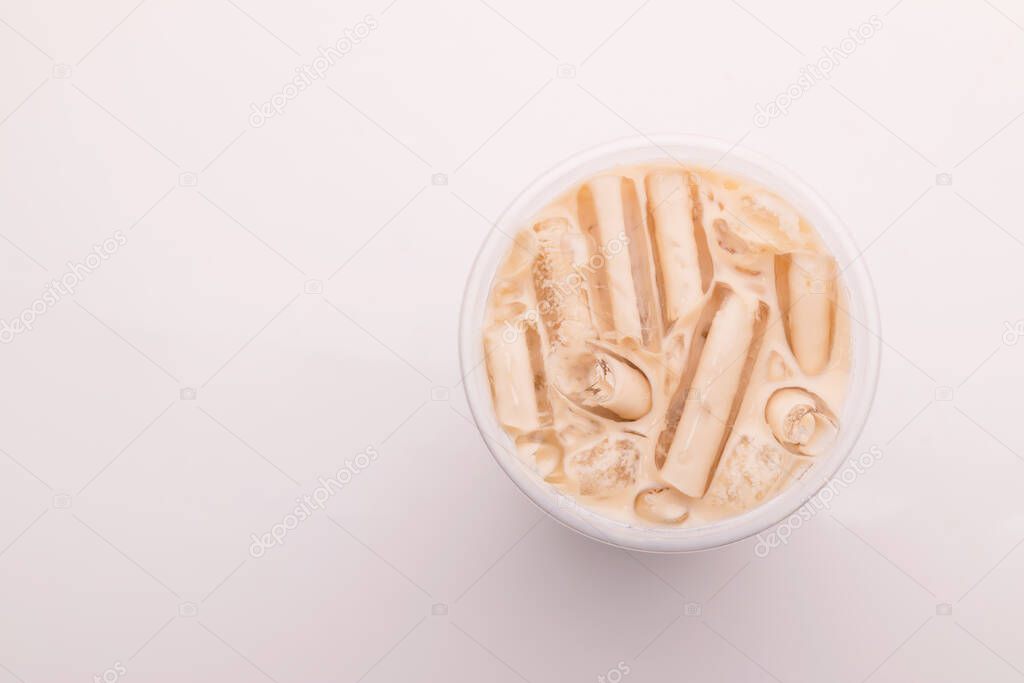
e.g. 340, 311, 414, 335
458, 135, 881, 553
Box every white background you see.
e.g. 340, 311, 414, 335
1, 0, 1023, 681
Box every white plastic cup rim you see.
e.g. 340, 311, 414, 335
458, 134, 881, 553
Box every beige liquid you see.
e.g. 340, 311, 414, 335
482, 163, 851, 528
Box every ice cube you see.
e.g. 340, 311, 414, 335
565, 435, 640, 496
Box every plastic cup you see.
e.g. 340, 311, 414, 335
458, 135, 881, 552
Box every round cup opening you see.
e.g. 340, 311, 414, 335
459, 135, 881, 553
